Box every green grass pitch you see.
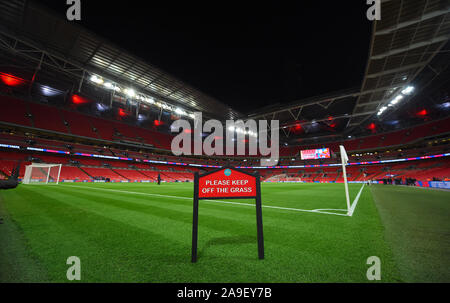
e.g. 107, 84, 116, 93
0, 182, 449, 282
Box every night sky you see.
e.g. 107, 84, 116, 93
36, 0, 372, 113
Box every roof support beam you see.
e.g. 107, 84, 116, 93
288, 108, 303, 121
356, 100, 383, 107
248, 93, 358, 120
366, 62, 424, 78
371, 36, 449, 59
249, 83, 417, 120
375, 9, 450, 36
279, 111, 375, 131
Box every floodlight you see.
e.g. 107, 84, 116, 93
40, 85, 62, 97
125, 88, 136, 97
390, 95, 404, 104
104, 82, 114, 89
175, 108, 185, 115
401, 86, 414, 95
90, 75, 104, 84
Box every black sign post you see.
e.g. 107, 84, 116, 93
191, 166, 264, 263
255, 172, 264, 260
191, 172, 200, 263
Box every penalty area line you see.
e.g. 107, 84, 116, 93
63, 184, 348, 217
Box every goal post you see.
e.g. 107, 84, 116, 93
339, 145, 351, 215
23, 163, 62, 185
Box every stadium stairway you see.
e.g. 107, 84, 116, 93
136, 170, 152, 180
78, 167, 94, 180
334, 172, 340, 182
353, 171, 363, 181
111, 169, 131, 181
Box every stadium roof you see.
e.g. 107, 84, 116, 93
349, 0, 450, 128
0, 0, 448, 141
0, 0, 243, 121
248, 0, 450, 139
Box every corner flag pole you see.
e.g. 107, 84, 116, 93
340, 145, 351, 216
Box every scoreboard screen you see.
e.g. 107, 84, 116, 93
300, 148, 331, 160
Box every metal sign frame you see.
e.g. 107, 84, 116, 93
191, 166, 264, 263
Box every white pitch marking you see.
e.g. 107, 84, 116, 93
313, 209, 348, 212
348, 184, 365, 217
62, 185, 350, 217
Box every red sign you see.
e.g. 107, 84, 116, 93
192, 166, 263, 262
198, 168, 256, 198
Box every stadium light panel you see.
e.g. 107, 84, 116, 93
175, 108, 186, 116
439, 102, 450, 109
379, 85, 416, 116
137, 114, 147, 121
40, 85, 63, 97
90, 75, 104, 84
104, 82, 114, 89
401, 86, 414, 95
390, 95, 403, 105
416, 109, 428, 116
0, 73, 25, 86
72, 94, 90, 105
88, 73, 194, 119
125, 88, 136, 97
118, 108, 129, 117
96, 103, 108, 111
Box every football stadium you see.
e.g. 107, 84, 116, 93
0, 0, 449, 287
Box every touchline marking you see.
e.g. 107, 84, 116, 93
62, 185, 350, 217
348, 184, 365, 217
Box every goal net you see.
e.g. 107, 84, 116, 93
23, 163, 62, 185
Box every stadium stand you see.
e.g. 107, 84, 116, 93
61, 110, 99, 138
28, 102, 68, 133
0, 71, 449, 187
0, 95, 32, 127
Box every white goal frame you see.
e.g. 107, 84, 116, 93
23, 163, 62, 185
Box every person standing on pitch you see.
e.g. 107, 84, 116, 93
157, 173, 161, 185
